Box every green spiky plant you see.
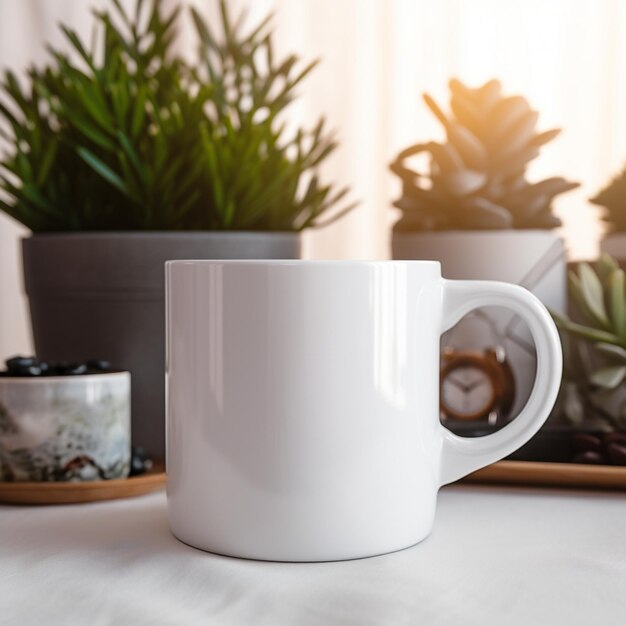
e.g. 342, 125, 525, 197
553, 254, 626, 431
390, 79, 579, 232
0, 0, 354, 232
591, 166, 626, 233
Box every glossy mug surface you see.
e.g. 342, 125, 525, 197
166, 260, 561, 561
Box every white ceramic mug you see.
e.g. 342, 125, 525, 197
165, 260, 561, 562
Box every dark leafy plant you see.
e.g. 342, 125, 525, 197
591, 166, 626, 233
0, 0, 354, 232
188, 4, 355, 230
0, 0, 189, 231
390, 79, 579, 232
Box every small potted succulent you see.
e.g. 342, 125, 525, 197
390, 79, 579, 413
0, 357, 131, 481
549, 255, 626, 465
592, 166, 626, 265
0, 0, 353, 457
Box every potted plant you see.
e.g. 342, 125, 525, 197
591, 166, 626, 265
390, 79, 579, 414
548, 255, 626, 465
0, 0, 354, 457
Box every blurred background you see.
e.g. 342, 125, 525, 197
0, 0, 622, 358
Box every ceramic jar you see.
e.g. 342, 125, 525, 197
0, 371, 131, 481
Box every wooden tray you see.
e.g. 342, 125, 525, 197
0, 464, 165, 505
3, 459, 623, 504
464, 460, 626, 491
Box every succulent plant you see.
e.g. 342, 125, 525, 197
591, 165, 626, 233
0, 0, 354, 232
553, 254, 626, 431
390, 79, 579, 232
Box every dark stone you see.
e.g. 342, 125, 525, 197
55, 362, 88, 376
129, 445, 153, 477
13, 364, 43, 376
5, 356, 37, 371
86, 360, 111, 371
606, 442, 626, 466
572, 433, 602, 453
573, 451, 604, 464
1, 357, 116, 377
604, 432, 626, 447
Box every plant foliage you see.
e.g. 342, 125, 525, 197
553, 255, 626, 431
390, 79, 579, 232
591, 165, 626, 233
0, 0, 354, 232
555, 255, 626, 387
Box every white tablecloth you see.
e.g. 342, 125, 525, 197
1, 485, 625, 626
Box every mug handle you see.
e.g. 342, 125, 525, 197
438, 279, 563, 486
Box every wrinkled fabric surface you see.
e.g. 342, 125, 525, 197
0, 485, 624, 626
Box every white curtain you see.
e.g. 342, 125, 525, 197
0, 0, 622, 359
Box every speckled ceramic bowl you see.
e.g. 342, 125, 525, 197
0, 371, 130, 481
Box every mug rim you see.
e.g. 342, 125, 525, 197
165, 259, 441, 267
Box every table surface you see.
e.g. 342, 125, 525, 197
1, 484, 625, 626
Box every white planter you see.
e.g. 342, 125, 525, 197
600, 233, 626, 264
393, 230, 566, 416
0, 371, 130, 481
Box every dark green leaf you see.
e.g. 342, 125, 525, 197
77, 147, 127, 195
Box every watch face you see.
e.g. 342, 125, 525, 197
441, 365, 495, 420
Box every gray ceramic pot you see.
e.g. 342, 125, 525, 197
22, 232, 301, 459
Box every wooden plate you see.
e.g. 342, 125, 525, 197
4, 459, 622, 505
464, 460, 626, 491
0, 464, 165, 505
